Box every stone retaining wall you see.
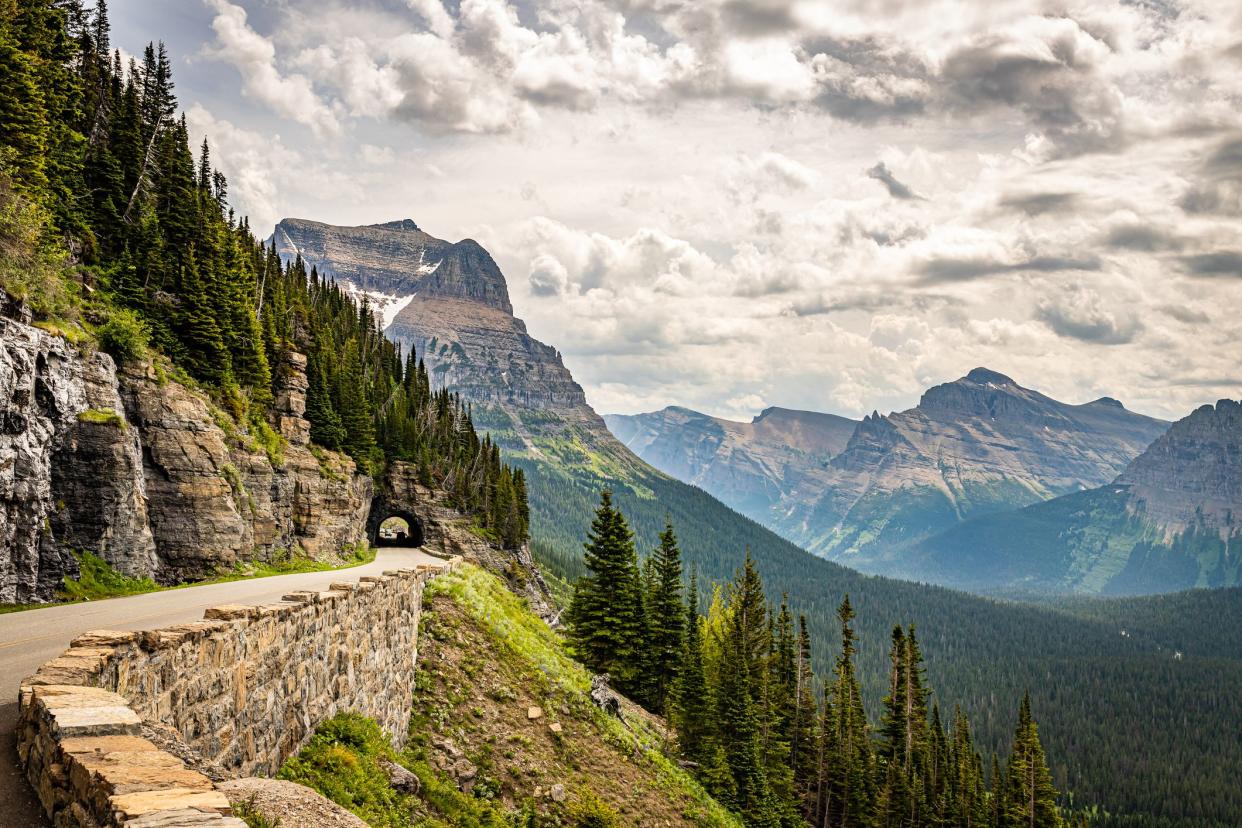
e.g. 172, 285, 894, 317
17, 560, 457, 827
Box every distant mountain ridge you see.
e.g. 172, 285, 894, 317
789, 367, 1170, 567
908, 399, 1242, 594
605, 405, 857, 518
610, 368, 1170, 578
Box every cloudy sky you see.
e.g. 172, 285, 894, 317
110, 0, 1242, 422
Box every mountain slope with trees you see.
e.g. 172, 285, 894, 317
0, 0, 528, 556
907, 399, 1242, 595
566, 492, 1067, 828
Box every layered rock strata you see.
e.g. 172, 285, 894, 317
787, 369, 1170, 564
1116, 399, 1242, 537
1, 299, 372, 601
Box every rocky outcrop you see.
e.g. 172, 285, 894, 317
1117, 399, 1241, 537
113, 356, 372, 584
218, 779, 367, 828
1, 303, 372, 601
1, 314, 156, 602
272, 217, 607, 456
606, 405, 857, 520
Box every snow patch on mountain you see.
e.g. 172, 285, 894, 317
343, 284, 416, 331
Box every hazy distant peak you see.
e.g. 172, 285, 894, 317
965, 367, 1015, 385
371, 218, 421, 232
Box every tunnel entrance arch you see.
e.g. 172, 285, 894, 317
367, 506, 425, 548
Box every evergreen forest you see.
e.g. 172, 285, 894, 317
568, 492, 1069, 828
0, 0, 528, 548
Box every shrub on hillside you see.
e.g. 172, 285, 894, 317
97, 308, 149, 365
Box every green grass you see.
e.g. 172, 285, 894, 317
75, 407, 126, 428
427, 565, 741, 828
0, 545, 378, 614
232, 798, 282, 828
279, 713, 516, 828
56, 551, 158, 601
283, 564, 740, 827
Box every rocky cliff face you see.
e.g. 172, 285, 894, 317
115, 354, 372, 584
1117, 399, 1242, 537
1, 316, 155, 601
1, 308, 371, 603
272, 218, 611, 456
605, 406, 857, 520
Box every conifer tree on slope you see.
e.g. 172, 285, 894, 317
823, 595, 873, 828
1003, 693, 1061, 828
767, 598, 799, 825
877, 624, 932, 826
646, 521, 686, 715
675, 566, 712, 770
718, 554, 779, 828
789, 615, 819, 820
566, 491, 645, 695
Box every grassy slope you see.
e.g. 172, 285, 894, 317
282, 563, 740, 828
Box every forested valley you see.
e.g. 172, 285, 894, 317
567, 492, 1068, 828
522, 455, 1242, 827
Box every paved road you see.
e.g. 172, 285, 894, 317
0, 548, 446, 827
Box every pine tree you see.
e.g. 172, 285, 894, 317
766, 598, 798, 825
645, 521, 685, 715
826, 595, 873, 828
675, 568, 711, 758
789, 615, 819, 820
175, 253, 230, 384
1003, 694, 1061, 828
718, 555, 778, 827
336, 339, 376, 468
566, 491, 645, 694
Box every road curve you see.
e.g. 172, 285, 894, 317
0, 547, 448, 827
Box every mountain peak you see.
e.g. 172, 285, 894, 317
371, 218, 421, 232
1114, 397, 1241, 535
271, 218, 513, 315
965, 367, 1015, 385
1089, 396, 1125, 409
